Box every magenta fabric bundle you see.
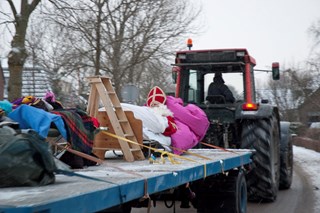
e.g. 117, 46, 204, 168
166, 96, 209, 155
170, 120, 198, 155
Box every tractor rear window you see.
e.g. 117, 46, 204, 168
185, 70, 244, 104
204, 72, 244, 100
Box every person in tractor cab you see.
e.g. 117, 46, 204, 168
207, 72, 235, 104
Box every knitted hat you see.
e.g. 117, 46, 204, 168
213, 72, 224, 83
215, 72, 222, 77
146, 86, 166, 107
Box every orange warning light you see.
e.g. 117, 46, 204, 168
187, 38, 193, 50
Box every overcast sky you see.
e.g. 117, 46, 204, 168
1, 0, 319, 70
190, 0, 320, 70
1, 0, 319, 90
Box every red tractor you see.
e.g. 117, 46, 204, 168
172, 42, 293, 205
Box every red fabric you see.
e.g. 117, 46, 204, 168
146, 86, 166, 107
91, 117, 100, 128
163, 116, 177, 136
51, 109, 94, 154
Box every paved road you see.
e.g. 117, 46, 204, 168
131, 163, 316, 213
247, 164, 315, 213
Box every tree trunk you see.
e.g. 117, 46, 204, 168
7, 36, 27, 101
6, 0, 41, 101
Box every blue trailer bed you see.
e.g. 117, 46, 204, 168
0, 149, 251, 213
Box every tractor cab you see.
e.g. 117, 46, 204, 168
172, 48, 257, 106
171, 44, 280, 148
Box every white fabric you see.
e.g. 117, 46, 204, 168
120, 103, 171, 151
99, 103, 172, 151
121, 103, 168, 133
143, 128, 172, 152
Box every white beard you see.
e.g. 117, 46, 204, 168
150, 104, 173, 117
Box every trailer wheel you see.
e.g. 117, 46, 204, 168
193, 169, 247, 213
279, 121, 293, 189
241, 116, 280, 202
228, 169, 247, 213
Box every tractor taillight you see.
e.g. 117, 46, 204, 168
242, 103, 259, 111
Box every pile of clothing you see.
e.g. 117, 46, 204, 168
0, 91, 99, 168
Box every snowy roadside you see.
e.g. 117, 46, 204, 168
293, 145, 320, 212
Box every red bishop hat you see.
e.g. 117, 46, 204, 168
146, 86, 166, 107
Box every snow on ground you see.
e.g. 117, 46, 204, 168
293, 145, 320, 212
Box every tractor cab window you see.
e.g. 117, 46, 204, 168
183, 69, 244, 104
204, 72, 244, 102
187, 70, 198, 103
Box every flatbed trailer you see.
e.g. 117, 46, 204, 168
0, 149, 251, 213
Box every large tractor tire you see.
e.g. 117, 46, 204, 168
241, 116, 280, 202
279, 121, 293, 189
192, 169, 247, 213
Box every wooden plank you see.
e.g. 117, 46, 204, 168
86, 84, 99, 118
93, 111, 143, 160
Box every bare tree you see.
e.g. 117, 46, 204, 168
1, 0, 41, 101
101, 0, 200, 98
25, 20, 84, 102
308, 19, 320, 48
256, 17, 320, 122
257, 67, 316, 121
32, 0, 201, 102
256, 19, 320, 122
307, 18, 320, 79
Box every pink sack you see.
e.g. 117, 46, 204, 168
170, 120, 198, 155
166, 96, 209, 141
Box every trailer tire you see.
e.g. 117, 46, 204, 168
279, 122, 293, 189
193, 169, 247, 213
228, 169, 247, 213
241, 116, 280, 202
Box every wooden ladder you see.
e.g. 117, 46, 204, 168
86, 76, 145, 162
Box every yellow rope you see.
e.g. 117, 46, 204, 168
100, 131, 207, 177
173, 149, 211, 160
101, 131, 198, 163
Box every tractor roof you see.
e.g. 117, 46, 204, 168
173, 48, 256, 73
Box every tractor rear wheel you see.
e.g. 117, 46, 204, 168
279, 121, 293, 189
241, 116, 280, 201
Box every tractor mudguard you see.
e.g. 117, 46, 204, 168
235, 104, 278, 120
280, 121, 290, 139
